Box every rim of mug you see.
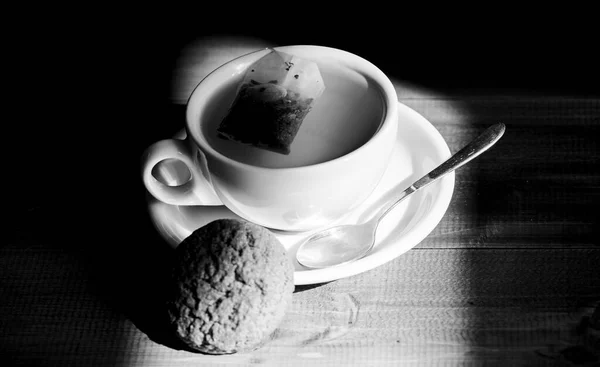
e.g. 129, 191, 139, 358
185, 45, 398, 172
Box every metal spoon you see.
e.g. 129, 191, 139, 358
296, 123, 506, 269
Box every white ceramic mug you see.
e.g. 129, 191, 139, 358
141, 45, 398, 231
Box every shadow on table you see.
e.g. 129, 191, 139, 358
86, 210, 199, 354
1, 102, 197, 366
2, 206, 182, 367
456, 98, 600, 364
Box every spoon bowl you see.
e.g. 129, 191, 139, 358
295, 222, 378, 268
296, 123, 506, 269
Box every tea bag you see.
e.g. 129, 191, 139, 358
217, 49, 326, 155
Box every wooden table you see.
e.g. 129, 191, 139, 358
2, 36, 599, 366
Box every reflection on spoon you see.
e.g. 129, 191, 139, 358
296, 123, 506, 269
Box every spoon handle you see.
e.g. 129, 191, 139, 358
413, 122, 506, 190
370, 123, 506, 226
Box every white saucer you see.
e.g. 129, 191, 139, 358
146, 102, 455, 285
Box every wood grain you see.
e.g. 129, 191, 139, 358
2, 238, 598, 366
399, 95, 600, 250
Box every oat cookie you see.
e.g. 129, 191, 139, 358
166, 219, 294, 354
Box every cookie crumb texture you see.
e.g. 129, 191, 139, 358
166, 219, 294, 354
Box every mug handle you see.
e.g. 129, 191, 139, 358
141, 138, 222, 206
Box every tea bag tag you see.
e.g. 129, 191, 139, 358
244, 49, 325, 98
